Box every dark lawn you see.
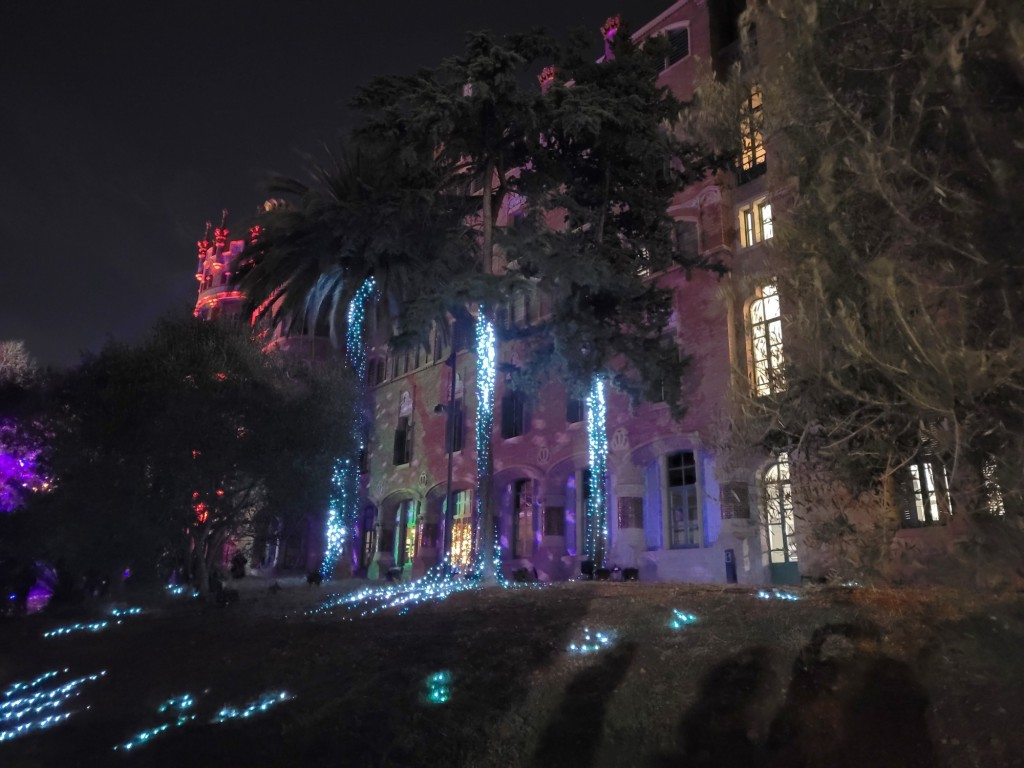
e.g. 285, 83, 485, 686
1, 578, 1022, 767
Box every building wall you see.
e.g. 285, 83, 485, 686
357, 0, 779, 585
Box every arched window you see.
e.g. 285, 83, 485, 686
749, 284, 785, 396
763, 454, 796, 564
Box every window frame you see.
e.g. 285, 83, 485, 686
660, 22, 691, 71
393, 416, 413, 466
739, 85, 766, 179
763, 453, 797, 564
748, 283, 785, 396
738, 197, 774, 248
501, 389, 529, 439
664, 450, 700, 549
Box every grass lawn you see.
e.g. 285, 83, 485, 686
1, 577, 1022, 767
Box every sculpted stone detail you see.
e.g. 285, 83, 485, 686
610, 427, 630, 453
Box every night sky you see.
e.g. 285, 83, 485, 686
1, 0, 674, 369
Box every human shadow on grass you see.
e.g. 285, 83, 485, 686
532, 641, 637, 768
656, 622, 938, 768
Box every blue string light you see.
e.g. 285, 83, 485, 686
473, 312, 500, 578
423, 671, 452, 705
669, 609, 699, 629
0, 669, 106, 743
567, 627, 615, 655
114, 693, 196, 751
165, 584, 199, 598
756, 589, 801, 601
322, 277, 376, 579
211, 691, 292, 724
43, 621, 110, 638
585, 379, 608, 566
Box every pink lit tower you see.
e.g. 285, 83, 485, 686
193, 209, 254, 321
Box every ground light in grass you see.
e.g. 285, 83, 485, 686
113, 693, 196, 751
423, 671, 452, 705
568, 627, 615, 655
757, 589, 801, 601
44, 607, 146, 638
43, 621, 110, 638
0, 669, 106, 743
165, 585, 199, 598
211, 691, 292, 724
669, 609, 699, 629
110, 607, 143, 618
306, 571, 476, 618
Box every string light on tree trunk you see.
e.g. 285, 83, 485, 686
322, 277, 376, 579
473, 312, 500, 577
585, 379, 608, 566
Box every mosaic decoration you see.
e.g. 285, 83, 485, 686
322, 277, 376, 579
0, 669, 105, 743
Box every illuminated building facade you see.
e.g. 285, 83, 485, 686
354, 0, 794, 585
194, 1, 806, 585
192, 209, 331, 574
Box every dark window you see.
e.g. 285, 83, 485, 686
433, 327, 446, 363
393, 416, 413, 465
666, 27, 690, 67
667, 451, 699, 547
618, 497, 644, 529
544, 506, 565, 536
420, 523, 439, 549
513, 479, 533, 558
566, 397, 585, 424
445, 400, 464, 453
501, 390, 529, 438
674, 219, 699, 262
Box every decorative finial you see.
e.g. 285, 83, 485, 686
538, 65, 558, 92
601, 15, 621, 40
196, 221, 212, 260
214, 209, 229, 249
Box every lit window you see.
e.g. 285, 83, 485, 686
763, 454, 797, 563
739, 198, 774, 247
904, 456, 951, 526
667, 451, 699, 548
983, 457, 1005, 516
760, 203, 774, 240
395, 500, 417, 567
749, 284, 785, 396
740, 86, 766, 177
447, 490, 473, 569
